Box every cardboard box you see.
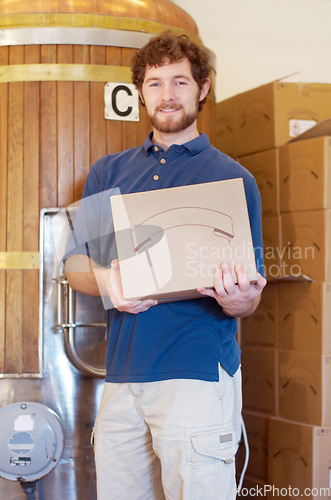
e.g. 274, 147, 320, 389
238, 149, 280, 216
278, 350, 331, 426
281, 209, 331, 281
110, 179, 257, 301
241, 347, 277, 415
241, 282, 278, 348
236, 411, 269, 482
215, 95, 237, 158
279, 135, 331, 213
216, 82, 331, 157
268, 417, 331, 497
262, 214, 282, 279
278, 282, 331, 353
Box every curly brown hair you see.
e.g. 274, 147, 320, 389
131, 30, 211, 111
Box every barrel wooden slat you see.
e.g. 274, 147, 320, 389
40, 45, 57, 207
90, 46, 107, 166
121, 48, 140, 150
7, 46, 24, 252
5, 269, 23, 373
57, 45, 74, 207
22, 270, 39, 373
23, 45, 40, 251
22, 45, 40, 373
74, 45, 90, 202
0, 48, 8, 253
6, 45, 24, 374
106, 46, 122, 155
138, 103, 152, 148
0, 48, 8, 373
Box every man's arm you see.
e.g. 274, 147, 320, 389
65, 255, 157, 314
65, 255, 102, 296
197, 261, 267, 318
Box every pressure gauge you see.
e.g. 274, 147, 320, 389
0, 402, 64, 482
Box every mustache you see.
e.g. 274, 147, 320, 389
156, 104, 183, 111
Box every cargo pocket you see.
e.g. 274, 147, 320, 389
186, 424, 237, 500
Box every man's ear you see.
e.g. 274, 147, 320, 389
138, 89, 145, 106
199, 78, 211, 102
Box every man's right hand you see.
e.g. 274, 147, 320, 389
65, 255, 158, 314
94, 259, 158, 314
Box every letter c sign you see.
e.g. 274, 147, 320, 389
104, 82, 139, 122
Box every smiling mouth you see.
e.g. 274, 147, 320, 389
157, 106, 182, 113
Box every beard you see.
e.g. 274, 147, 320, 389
149, 98, 200, 134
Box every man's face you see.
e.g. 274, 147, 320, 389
140, 58, 207, 134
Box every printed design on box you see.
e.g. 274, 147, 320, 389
251, 168, 275, 192
131, 207, 234, 253
282, 155, 319, 184
280, 365, 319, 399
281, 210, 331, 281
240, 100, 271, 129
271, 436, 311, 470
243, 361, 274, 391
281, 294, 318, 324
111, 179, 257, 300
244, 299, 276, 325
217, 114, 234, 139
242, 355, 275, 414
278, 283, 331, 353
285, 225, 321, 253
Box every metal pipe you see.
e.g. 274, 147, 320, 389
19, 481, 36, 500
56, 277, 106, 379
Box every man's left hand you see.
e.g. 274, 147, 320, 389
197, 262, 267, 318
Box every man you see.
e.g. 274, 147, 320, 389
64, 31, 266, 500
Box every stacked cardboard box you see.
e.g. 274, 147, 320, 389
240, 283, 279, 416
216, 82, 331, 280
279, 132, 331, 282
276, 128, 331, 497
238, 149, 282, 280
216, 82, 331, 495
268, 418, 331, 498
238, 283, 280, 496
215, 81, 331, 158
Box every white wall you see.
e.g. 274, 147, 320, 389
172, 0, 331, 102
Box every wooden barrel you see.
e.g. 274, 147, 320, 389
0, 0, 216, 376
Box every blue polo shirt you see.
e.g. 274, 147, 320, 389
68, 132, 264, 383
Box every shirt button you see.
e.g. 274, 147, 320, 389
154, 146, 158, 151
160, 158, 166, 164
153, 175, 159, 181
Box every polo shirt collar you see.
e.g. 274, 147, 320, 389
143, 132, 210, 156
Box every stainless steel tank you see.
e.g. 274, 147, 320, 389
0, 208, 107, 499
